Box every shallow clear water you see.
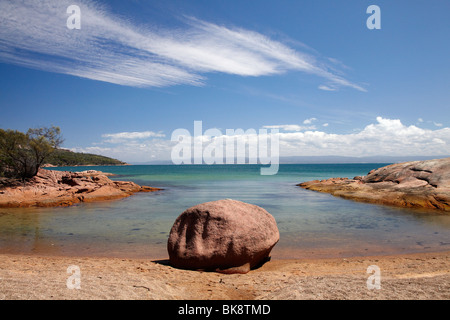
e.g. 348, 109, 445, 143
0, 164, 449, 259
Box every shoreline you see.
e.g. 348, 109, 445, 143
0, 250, 448, 300
0, 169, 161, 208
3, 241, 449, 262
298, 157, 450, 212
43, 163, 131, 168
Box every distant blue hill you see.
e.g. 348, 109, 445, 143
131, 155, 450, 165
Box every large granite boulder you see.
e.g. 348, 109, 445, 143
167, 199, 279, 273
298, 157, 450, 211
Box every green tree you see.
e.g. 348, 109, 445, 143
0, 126, 63, 180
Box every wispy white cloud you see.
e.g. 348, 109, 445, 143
303, 118, 317, 125
102, 131, 165, 140
263, 124, 316, 132
0, 0, 365, 91
416, 118, 446, 128
318, 85, 337, 91
263, 118, 318, 131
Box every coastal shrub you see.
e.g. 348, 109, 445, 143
0, 126, 63, 180
45, 149, 126, 166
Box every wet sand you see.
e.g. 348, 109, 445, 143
0, 251, 448, 300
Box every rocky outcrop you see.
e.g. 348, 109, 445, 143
0, 169, 161, 208
298, 158, 450, 211
167, 199, 280, 274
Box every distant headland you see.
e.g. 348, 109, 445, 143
42, 148, 129, 167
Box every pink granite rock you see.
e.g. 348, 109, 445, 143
167, 199, 279, 273
298, 157, 450, 211
0, 169, 161, 208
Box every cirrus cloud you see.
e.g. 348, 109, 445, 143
0, 0, 365, 91
102, 131, 165, 141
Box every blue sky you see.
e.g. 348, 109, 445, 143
0, 0, 449, 162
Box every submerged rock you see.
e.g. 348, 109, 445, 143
167, 199, 280, 274
298, 157, 450, 211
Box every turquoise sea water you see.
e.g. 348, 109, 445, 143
0, 164, 449, 259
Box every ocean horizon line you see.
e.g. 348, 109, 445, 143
124, 155, 449, 166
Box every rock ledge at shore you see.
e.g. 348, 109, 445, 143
0, 169, 161, 208
298, 157, 450, 211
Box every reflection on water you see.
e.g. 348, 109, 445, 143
0, 164, 449, 259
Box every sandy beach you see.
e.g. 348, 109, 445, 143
0, 251, 448, 300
